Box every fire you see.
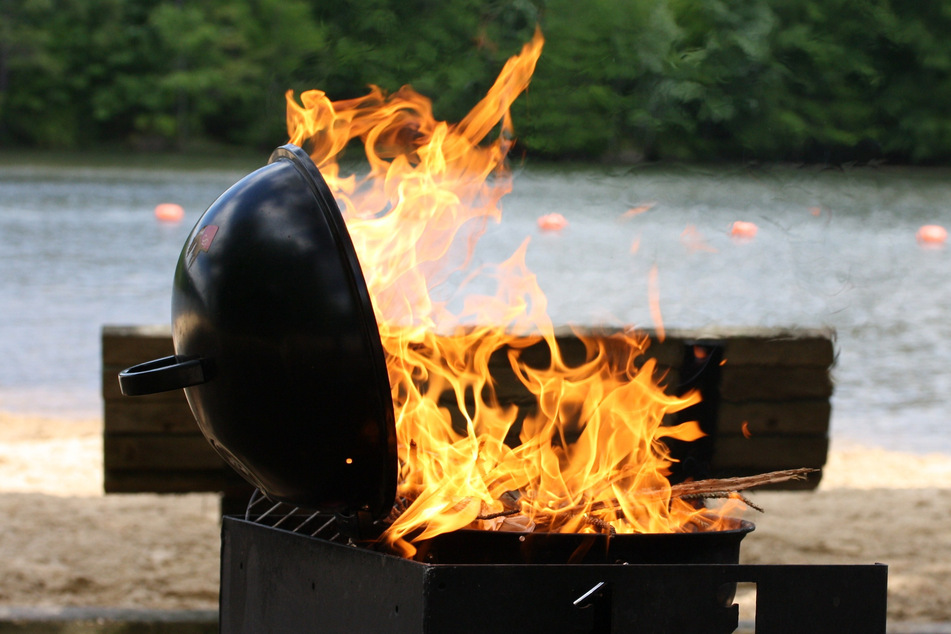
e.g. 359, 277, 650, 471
286, 28, 741, 557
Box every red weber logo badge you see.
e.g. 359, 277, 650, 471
186, 224, 218, 266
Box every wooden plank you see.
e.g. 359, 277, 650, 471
102, 324, 173, 366
666, 327, 835, 366
104, 469, 249, 494
503, 327, 705, 368
710, 435, 829, 470
641, 336, 686, 368
100, 324, 836, 499
719, 365, 833, 401
485, 364, 681, 405
105, 399, 198, 434
654, 368, 682, 394
102, 368, 125, 401
434, 366, 682, 431
418, 329, 682, 406
717, 400, 831, 436
721, 333, 834, 367
102, 325, 833, 401
101, 325, 835, 369
104, 434, 224, 471
481, 328, 682, 372
500, 326, 684, 368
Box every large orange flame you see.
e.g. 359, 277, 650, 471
286, 28, 739, 557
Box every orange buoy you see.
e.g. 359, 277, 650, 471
916, 224, 947, 247
154, 203, 185, 223
537, 212, 568, 232
729, 220, 758, 241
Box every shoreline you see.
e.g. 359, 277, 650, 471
2, 411, 951, 621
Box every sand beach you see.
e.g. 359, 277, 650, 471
2, 410, 951, 626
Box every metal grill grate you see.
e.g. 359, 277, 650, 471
243, 489, 345, 543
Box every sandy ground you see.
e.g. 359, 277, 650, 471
2, 412, 951, 623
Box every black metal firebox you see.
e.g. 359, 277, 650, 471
220, 514, 887, 634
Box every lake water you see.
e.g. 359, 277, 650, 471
2, 157, 950, 454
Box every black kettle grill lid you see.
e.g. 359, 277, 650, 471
173, 144, 398, 520
118, 144, 398, 520
267, 143, 393, 422
262, 144, 398, 516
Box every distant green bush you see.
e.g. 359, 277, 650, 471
2, 0, 950, 163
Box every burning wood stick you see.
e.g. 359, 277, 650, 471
597, 467, 818, 514
679, 492, 764, 513
474, 467, 818, 523
668, 468, 819, 499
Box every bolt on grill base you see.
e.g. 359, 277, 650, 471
220, 517, 887, 634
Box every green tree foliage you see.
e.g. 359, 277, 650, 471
0, 0, 134, 147
305, 0, 538, 122
754, 0, 886, 161
141, 0, 329, 148
868, 2, 951, 162
0, 0, 58, 144
2, 0, 951, 162
658, 0, 781, 159
0, 0, 327, 149
518, 0, 680, 159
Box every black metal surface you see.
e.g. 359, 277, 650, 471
220, 517, 888, 634
410, 519, 753, 565
118, 144, 397, 519
667, 341, 723, 483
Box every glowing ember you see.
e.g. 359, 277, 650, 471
286, 28, 742, 557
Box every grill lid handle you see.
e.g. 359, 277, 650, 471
118, 355, 211, 396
